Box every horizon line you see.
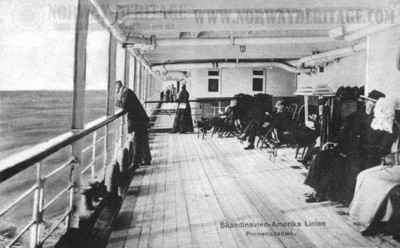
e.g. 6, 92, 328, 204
0, 89, 107, 91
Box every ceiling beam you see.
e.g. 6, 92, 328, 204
342, 24, 398, 41
129, 49, 163, 82
89, 0, 127, 42
113, 1, 393, 15
295, 42, 366, 66
122, 36, 154, 50
329, 24, 369, 39
151, 58, 296, 66
122, 23, 339, 35
328, 24, 396, 41
152, 61, 309, 73
154, 36, 335, 47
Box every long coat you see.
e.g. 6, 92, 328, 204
305, 110, 398, 203
172, 89, 194, 133
116, 87, 149, 133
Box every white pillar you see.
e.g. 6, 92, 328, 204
138, 63, 143, 101
106, 34, 117, 116
124, 48, 130, 88
144, 69, 148, 102
104, 34, 117, 169
132, 56, 137, 91
121, 48, 130, 146
69, 0, 90, 229
304, 96, 309, 125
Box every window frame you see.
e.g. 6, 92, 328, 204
208, 70, 220, 93
252, 69, 265, 92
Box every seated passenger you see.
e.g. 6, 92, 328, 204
243, 104, 265, 150
271, 100, 292, 144
222, 104, 240, 135
296, 112, 320, 166
349, 97, 399, 236
304, 90, 388, 203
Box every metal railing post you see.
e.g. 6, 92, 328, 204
66, 159, 76, 227
70, 141, 83, 229
0, 111, 124, 248
103, 125, 109, 177
91, 131, 97, 180
30, 163, 44, 248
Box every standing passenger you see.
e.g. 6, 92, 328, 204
165, 87, 171, 102
115, 81, 151, 166
160, 90, 165, 102
172, 84, 194, 133
172, 84, 177, 102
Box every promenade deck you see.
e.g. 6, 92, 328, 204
106, 124, 399, 248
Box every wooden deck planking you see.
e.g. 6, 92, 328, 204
107, 131, 400, 248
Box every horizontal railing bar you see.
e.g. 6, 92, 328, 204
40, 210, 71, 245
43, 158, 75, 180
6, 220, 35, 248
95, 136, 105, 144
83, 135, 106, 153
0, 185, 37, 218
81, 161, 95, 175
145, 97, 234, 104
42, 184, 73, 211
82, 145, 93, 154
0, 110, 125, 183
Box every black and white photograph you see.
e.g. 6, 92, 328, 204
1, 0, 400, 247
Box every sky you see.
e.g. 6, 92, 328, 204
0, 0, 118, 90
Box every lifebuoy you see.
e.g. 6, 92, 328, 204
117, 148, 130, 174
104, 162, 120, 196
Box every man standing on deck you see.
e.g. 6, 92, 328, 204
171, 84, 177, 102
115, 81, 151, 166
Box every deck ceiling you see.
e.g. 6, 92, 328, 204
93, 0, 395, 65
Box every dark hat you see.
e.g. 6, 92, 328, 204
360, 90, 385, 102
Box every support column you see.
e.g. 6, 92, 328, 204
137, 63, 142, 100
124, 48, 130, 88
69, 0, 90, 229
144, 70, 149, 109
365, 35, 370, 96
132, 56, 137, 91
143, 69, 148, 102
304, 96, 309, 125
148, 75, 153, 100
104, 33, 117, 169
121, 48, 130, 147
106, 34, 117, 116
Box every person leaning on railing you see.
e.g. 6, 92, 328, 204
115, 81, 151, 166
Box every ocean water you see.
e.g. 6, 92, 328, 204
0, 90, 110, 246
0, 90, 107, 158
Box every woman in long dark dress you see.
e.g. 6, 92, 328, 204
172, 85, 194, 133
304, 90, 390, 203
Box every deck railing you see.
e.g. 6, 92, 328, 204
0, 110, 125, 248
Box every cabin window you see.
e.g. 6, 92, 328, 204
208, 70, 220, 92
252, 70, 265, 91
208, 79, 219, 92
